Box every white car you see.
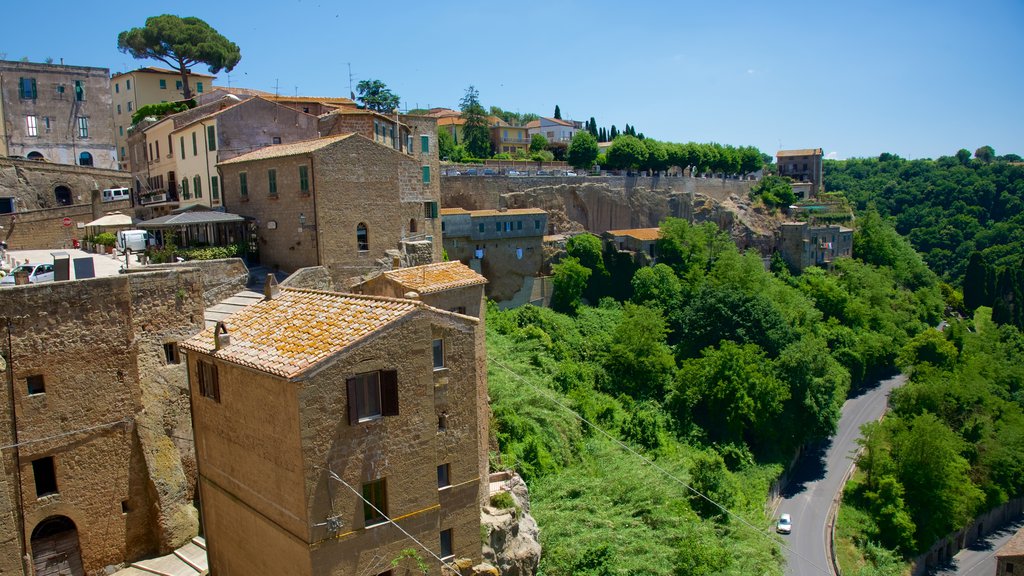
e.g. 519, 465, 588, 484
776, 513, 792, 534
0, 263, 55, 286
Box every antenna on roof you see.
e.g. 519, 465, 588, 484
273, 78, 280, 99
347, 63, 355, 100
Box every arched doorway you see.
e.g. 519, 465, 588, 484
78, 152, 93, 167
31, 516, 85, 576
27, 151, 43, 160
409, 218, 417, 234
54, 186, 73, 206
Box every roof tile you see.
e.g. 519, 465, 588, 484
218, 134, 354, 165
382, 262, 487, 295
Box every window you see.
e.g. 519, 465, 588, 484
44, 117, 51, 133
192, 132, 197, 156
211, 176, 219, 200
299, 165, 309, 193
197, 359, 220, 401
120, 147, 125, 160
117, 104, 122, 115
74, 80, 84, 101
159, 79, 167, 89
438, 412, 448, 431
495, 222, 501, 232
424, 202, 438, 219
196, 82, 204, 93
357, 223, 369, 251
119, 126, 124, 136
78, 117, 89, 138
207, 125, 216, 151
19, 77, 37, 99
362, 478, 387, 526
268, 169, 277, 196
176, 80, 182, 90
437, 464, 450, 488
409, 218, 417, 233
181, 178, 190, 199
478, 223, 484, 233
272, 136, 282, 145
127, 101, 133, 112
422, 165, 430, 184
432, 338, 445, 370
26, 115, 37, 137
193, 175, 202, 198
155, 141, 160, 159
517, 220, 523, 230
79, 152, 92, 166
1006, 563, 1014, 573
440, 529, 453, 560
346, 370, 398, 423
115, 83, 120, 94
163, 343, 180, 364
126, 79, 131, 90
32, 457, 58, 497
239, 172, 248, 198
27, 375, 45, 395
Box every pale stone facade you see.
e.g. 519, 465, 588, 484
777, 148, 824, 197
777, 221, 853, 271
182, 284, 487, 575
0, 60, 116, 169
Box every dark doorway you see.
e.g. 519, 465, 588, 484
78, 152, 93, 166
27, 151, 43, 160
31, 516, 85, 576
54, 186, 73, 206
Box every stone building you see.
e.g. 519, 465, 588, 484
181, 283, 487, 575
0, 269, 209, 575
525, 117, 577, 143
777, 221, 853, 271
776, 148, 823, 198
110, 67, 217, 171
218, 132, 441, 287
441, 207, 547, 302
0, 60, 116, 169
997, 527, 1024, 575
602, 227, 660, 263
353, 260, 488, 319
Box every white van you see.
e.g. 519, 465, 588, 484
102, 187, 131, 202
117, 230, 149, 252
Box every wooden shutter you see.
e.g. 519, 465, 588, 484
346, 377, 358, 424
381, 370, 399, 416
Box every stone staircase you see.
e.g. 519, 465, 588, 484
114, 537, 208, 576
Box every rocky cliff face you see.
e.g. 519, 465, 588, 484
482, 473, 541, 576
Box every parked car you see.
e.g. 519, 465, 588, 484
566, 171, 578, 177
537, 170, 550, 176
483, 168, 496, 176
776, 513, 792, 534
507, 170, 522, 176
0, 263, 55, 286
464, 168, 478, 176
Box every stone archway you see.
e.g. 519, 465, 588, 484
27, 151, 44, 160
31, 516, 85, 576
54, 186, 73, 206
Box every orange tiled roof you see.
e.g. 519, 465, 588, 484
542, 116, 574, 127
218, 134, 354, 165
440, 207, 470, 215
469, 208, 547, 217
777, 148, 823, 157
382, 262, 487, 295
606, 228, 661, 241
524, 119, 541, 129
437, 116, 466, 126
180, 289, 420, 379
998, 527, 1024, 557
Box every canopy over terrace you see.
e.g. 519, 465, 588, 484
137, 206, 250, 248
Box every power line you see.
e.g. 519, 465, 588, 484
488, 357, 833, 576
0, 417, 131, 451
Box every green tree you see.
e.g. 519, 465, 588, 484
529, 133, 548, 153
687, 451, 738, 522
437, 128, 455, 161
631, 263, 681, 309
643, 139, 669, 173
553, 105, 561, 119
459, 85, 491, 158
355, 79, 400, 113
587, 116, 598, 138
117, 15, 241, 100
566, 233, 609, 302
896, 330, 958, 372
956, 148, 972, 165
602, 304, 676, 399
551, 257, 591, 314
974, 145, 996, 162
606, 135, 648, 171
750, 174, 796, 208
963, 251, 989, 310
567, 131, 599, 170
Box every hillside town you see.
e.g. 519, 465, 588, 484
2, 10, 1023, 576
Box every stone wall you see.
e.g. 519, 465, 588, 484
280, 265, 333, 291
0, 268, 205, 575
138, 258, 249, 307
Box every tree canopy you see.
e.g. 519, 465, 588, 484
117, 15, 241, 100
567, 131, 599, 170
355, 79, 400, 113
459, 85, 491, 158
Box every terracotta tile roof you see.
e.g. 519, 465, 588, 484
440, 207, 470, 215
218, 134, 354, 165
998, 527, 1024, 557
777, 148, 823, 157
115, 66, 216, 78
382, 262, 487, 295
210, 85, 275, 97
425, 108, 461, 118
542, 117, 574, 127
437, 116, 466, 126
606, 228, 661, 241
524, 120, 541, 129
469, 208, 547, 217
267, 95, 356, 106
180, 288, 420, 379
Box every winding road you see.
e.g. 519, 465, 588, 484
780, 373, 908, 576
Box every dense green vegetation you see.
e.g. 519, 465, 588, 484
488, 215, 941, 574
840, 308, 1024, 574
823, 151, 1024, 318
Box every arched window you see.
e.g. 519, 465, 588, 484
26, 151, 43, 160
78, 151, 93, 166
409, 218, 417, 234
357, 223, 369, 251
54, 186, 72, 206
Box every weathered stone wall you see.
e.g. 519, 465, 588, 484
0, 268, 204, 575
137, 258, 248, 307
441, 175, 753, 234
280, 265, 333, 291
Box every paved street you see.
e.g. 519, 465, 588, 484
780, 373, 908, 576
4, 248, 141, 278
930, 518, 1024, 576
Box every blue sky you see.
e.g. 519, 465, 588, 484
4, 0, 1022, 160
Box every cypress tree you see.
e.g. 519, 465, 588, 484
963, 252, 987, 310
554, 105, 561, 119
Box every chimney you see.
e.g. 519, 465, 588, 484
264, 274, 281, 300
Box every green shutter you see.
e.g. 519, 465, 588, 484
239, 172, 248, 197
197, 82, 204, 93
431, 202, 438, 219
299, 165, 309, 192
422, 165, 430, 184
180, 137, 185, 159
268, 169, 277, 195
192, 132, 197, 156
211, 176, 219, 200
207, 125, 216, 151
421, 135, 429, 153
194, 175, 202, 198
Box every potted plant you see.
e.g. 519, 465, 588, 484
95, 232, 117, 254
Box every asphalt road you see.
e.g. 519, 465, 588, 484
930, 518, 1024, 576
780, 373, 908, 576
